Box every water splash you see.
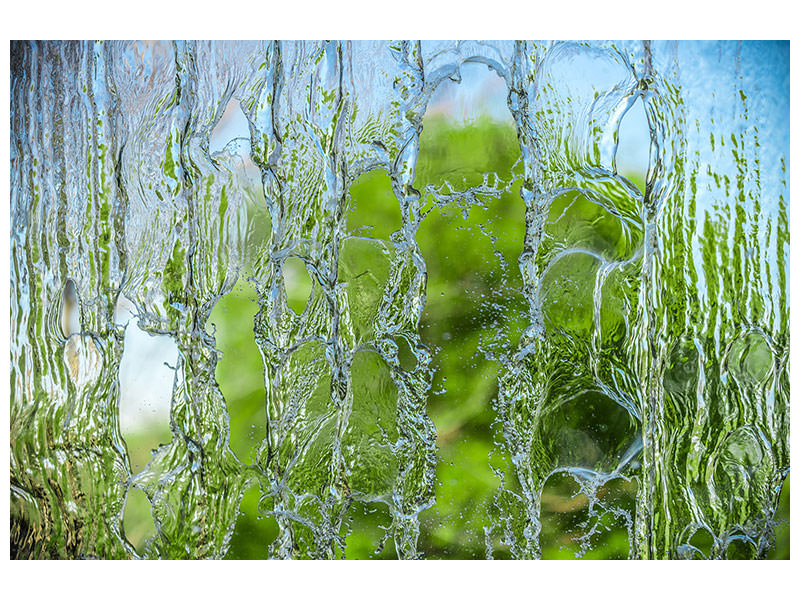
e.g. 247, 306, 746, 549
10, 40, 788, 559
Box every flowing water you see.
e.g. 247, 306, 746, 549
10, 40, 789, 559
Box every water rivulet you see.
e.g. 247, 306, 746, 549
10, 40, 789, 559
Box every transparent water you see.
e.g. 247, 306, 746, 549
9, 40, 789, 559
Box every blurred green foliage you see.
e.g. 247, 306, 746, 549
122, 115, 789, 560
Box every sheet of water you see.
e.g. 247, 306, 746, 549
10, 40, 789, 559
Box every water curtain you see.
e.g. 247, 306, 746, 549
10, 40, 789, 559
